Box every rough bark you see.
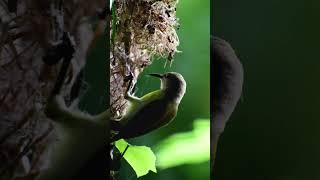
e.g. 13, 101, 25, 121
0, 0, 104, 179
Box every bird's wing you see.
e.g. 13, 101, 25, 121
140, 89, 165, 103
119, 90, 163, 125
117, 99, 175, 140
151, 102, 177, 129
124, 90, 164, 117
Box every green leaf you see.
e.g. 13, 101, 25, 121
115, 139, 157, 178
154, 119, 210, 169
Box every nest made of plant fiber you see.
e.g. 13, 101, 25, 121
110, 0, 180, 118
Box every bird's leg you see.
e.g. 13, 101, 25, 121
45, 95, 98, 128
124, 76, 141, 104
125, 91, 141, 103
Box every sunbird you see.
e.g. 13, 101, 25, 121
36, 96, 109, 180
111, 72, 187, 142
36, 72, 186, 179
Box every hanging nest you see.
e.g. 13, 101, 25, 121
110, 0, 180, 119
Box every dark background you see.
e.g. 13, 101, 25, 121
213, 1, 320, 180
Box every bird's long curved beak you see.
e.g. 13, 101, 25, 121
148, 73, 163, 79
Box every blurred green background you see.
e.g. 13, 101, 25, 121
213, 1, 320, 180
117, 0, 211, 179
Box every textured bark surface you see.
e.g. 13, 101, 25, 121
0, 1, 103, 179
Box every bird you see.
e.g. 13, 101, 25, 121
211, 36, 244, 170
111, 72, 187, 142
36, 95, 109, 180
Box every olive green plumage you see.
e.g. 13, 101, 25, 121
111, 72, 187, 142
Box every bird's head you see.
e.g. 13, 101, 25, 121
149, 72, 186, 103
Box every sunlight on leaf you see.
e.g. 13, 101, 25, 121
115, 139, 157, 178
154, 119, 210, 169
